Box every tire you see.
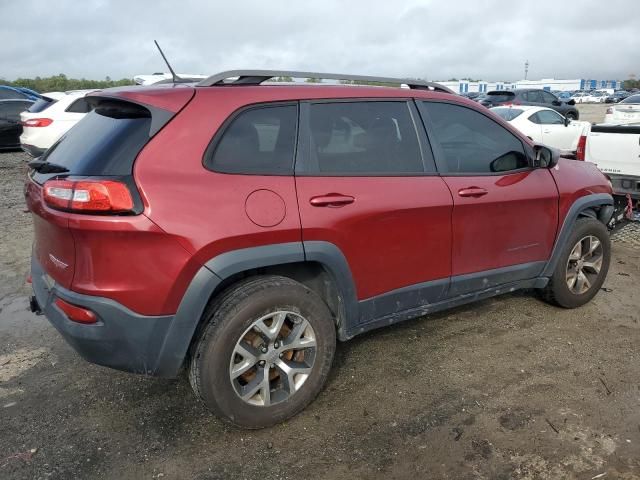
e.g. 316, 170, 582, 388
541, 217, 610, 308
189, 275, 336, 428
565, 111, 578, 121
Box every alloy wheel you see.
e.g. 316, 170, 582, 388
229, 311, 317, 406
565, 235, 604, 295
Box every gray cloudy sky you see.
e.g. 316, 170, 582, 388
1, 0, 638, 82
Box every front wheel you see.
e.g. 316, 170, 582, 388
189, 276, 336, 428
541, 218, 610, 308
565, 111, 578, 120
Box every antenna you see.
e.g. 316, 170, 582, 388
154, 40, 180, 83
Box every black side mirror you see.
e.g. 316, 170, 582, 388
564, 116, 571, 127
552, 100, 561, 106
567, 99, 576, 106
533, 144, 560, 169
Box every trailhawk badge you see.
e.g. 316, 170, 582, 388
48, 253, 68, 270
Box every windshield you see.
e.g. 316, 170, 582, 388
491, 108, 524, 121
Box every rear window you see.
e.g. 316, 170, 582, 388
491, 108, 524, 121
32, 100, 153, 184
28, 98, 57, 113
486, 92, 515, 102
0, 88, 26, 100
621, 95, 640, 104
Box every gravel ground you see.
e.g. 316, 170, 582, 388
1, 150, 639, 480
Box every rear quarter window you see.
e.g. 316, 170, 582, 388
205, 103, 298, 175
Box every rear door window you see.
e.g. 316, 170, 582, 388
302, 101, 427, 174
206, 104, 298, 175
419, 101, 529, 174
533, 110, 564, 125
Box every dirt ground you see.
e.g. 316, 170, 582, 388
1, 150, 639, 480
575, 103, 610, 124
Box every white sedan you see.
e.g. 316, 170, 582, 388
491, 106, 590, 154
19, 89, 98, 157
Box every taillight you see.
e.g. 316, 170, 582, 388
43, 179, 134, 213
576, 135, 587, 161
22, 118, 53, 127
55, 298, 97, 324
605, 107, 613, 114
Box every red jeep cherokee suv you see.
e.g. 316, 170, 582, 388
26, 70, 614, 428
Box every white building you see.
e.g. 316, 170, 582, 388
440, 78, 622, 93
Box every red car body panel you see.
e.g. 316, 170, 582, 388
550, 158, 612, 224
295, 176, 453, 299
442, 169, 559, 276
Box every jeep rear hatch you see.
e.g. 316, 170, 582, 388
25, 87, 194, 289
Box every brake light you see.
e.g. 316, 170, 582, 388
605, 107, 613, 114
43, 179, 134, 213
55, 298, 97, 324
22, 118, 53, 127
576, 135, 587, 161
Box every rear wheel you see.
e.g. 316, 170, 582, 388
542, 218, 610, 308
189, 276, 336, 428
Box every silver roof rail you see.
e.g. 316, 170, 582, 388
196, 70, 454, 93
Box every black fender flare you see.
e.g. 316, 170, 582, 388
541, 192, 613, 278
153, 241, 358, 376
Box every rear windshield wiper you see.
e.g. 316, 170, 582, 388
28, 159, 69, 174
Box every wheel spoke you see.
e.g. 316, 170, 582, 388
240, 366, 271, 406
283, 319, 317, 350
569, 242, 582, 261
253, 312, 287, 341
566, 269, 578, 289
575, 269, 591, 293
275, 359, 312, 394
583, 254, 603, 274
586, 236, 601, 256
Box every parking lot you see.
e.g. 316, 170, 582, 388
1, 110, 640, 479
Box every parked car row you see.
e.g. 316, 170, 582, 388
475, 89, 580, 120
490, 106, 589, 156
0, 85, 99, 154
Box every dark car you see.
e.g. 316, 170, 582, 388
460, 91, 482, 100
0, 99, 34, 150
0, 86, 41, 101
480, 89, 580, 120
27, 69, 613, 428
605, 91, 631, 103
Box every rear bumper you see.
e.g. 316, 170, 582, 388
608, 174, 640, 200
31, 255, 180, 377
21, 144, 46, 157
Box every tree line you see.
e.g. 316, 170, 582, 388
1, 74, 134, 92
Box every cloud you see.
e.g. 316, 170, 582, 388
0, 0, 637, 81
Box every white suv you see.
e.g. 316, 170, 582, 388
20, 89, 97, 157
